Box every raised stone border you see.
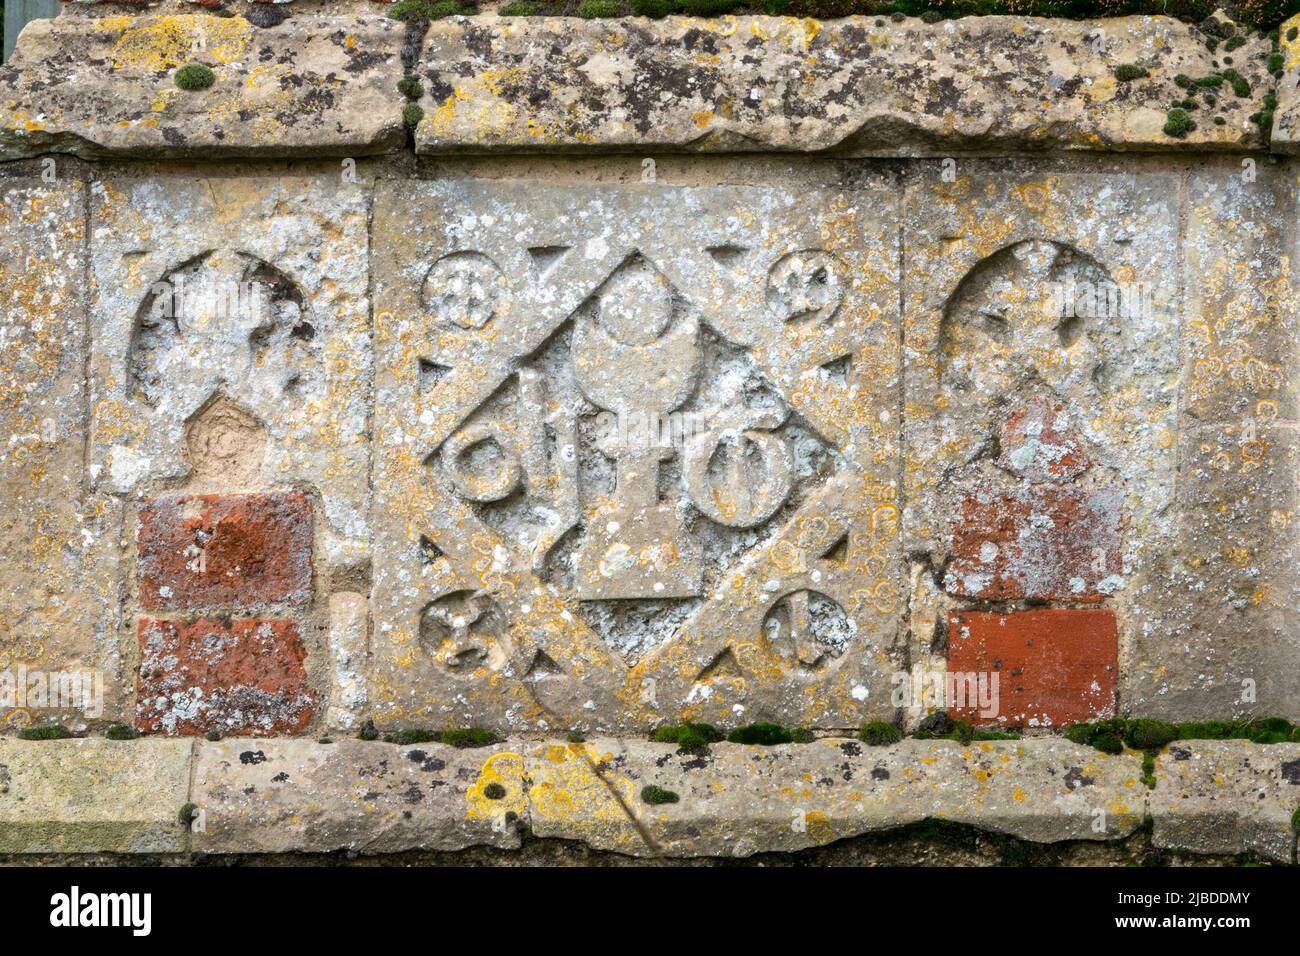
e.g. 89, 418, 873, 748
4, 9, 1298, 158
1, 737, 1296, 861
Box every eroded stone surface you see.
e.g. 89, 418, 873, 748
525, 737, 1146, 857
0, 738, 192, 853
1152, 740, 1300, 863
0, 13, 405, 158
190, 738, 526, 853
370, 177, 901, 735
0, 179, 121, 730
417, 15, 1274, 156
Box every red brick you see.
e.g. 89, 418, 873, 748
947, 609, 1118, 728
943, 485, 1122, 602
138, 492, 313, 612
135, 618, 314, 736
998, 394, 1090, 482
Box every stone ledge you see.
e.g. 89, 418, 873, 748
1, 737, 1295, 859
0, 739, 193, 854
2, 11, 1286, 159
415, 14, 1276, 155
0, 12, 406, 159
1152, 740, 1300, 864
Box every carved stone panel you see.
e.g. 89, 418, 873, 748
372, 179, 901, 734
903, 163, 1182, 726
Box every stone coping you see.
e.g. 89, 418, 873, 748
2, 10, 1297, 159
0, 737, 1295, 860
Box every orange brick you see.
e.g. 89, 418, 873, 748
947, 608, 1118, 728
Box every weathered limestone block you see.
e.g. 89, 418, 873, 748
416, 15, 1273, 156
1132, 160, 1300, 722
0, 738, 193, 853
1151, 740, 1300, 863
0, 12, 405, 159
526, 737, 1146, 857
190, 738, 527, 853
902, 160, 1180, 727
0, 178, 122, 730
370, 177, 901, 735
88, 175, 372, 735
1271, 14, 1300, 154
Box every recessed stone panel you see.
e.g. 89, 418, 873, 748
371, 178, 902, 734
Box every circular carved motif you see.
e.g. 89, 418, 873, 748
596, 256, 674, 346
442, 421, 521, 502
422, 251, 506, 330
766, 250, 843, 325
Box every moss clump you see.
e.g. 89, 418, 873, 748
204, 729, 223, 741
1195, 74, 1224, 86
641, 784, 680, 805
388, 0, 469, 21
1065, 718, 1126, 753
499, 0, 538, 12
357, 718, 379, 741
1124, 718, 1178, 750
1292, 806, 1300, 833
174, 63, 215, 91
1163, 108, 1197, 137
1289, 26, 1298, 41
1175, 98, 1199, 110
397, 74, 423, 100
1224, 34, 1247, 51
726, 722, 813, 745
576, 0, 621, 15
1221, 68, 1252, 97
17, 724, 72, 740
1268, 51, 1285, 73
651, 722, 723, 751
1112, 64, 1149, 81
1140, 750, 1157, 789
385, 728, 440, 745
1174, 73, 1195, 89
631, 0, 675, 14
178, 803, 199, 826
440, 727, 501, 748
483, 782, 507, 800
566, 730, 586, 743
105, 724, 139, 741
859, 721, 903, 746
402, 103, 424, 129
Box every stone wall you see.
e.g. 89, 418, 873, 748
3, 5, 1300, 746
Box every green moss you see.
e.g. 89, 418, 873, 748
390, 0, 471, 21
385, 728, 440, 745
439, 727, 501, 748
178, 803, 199, 826
1224, 34, 1247, 50
859, 721, 903, 746
1112, 63, 1149, 81
1268, 51, 1285, 72
17, 724, 72, 740
1221, 67, 1252, 97
577, 0, 621, 15
566, 730, 586, 743
174, 63, 215, 91
726, 722, 802, 745
1292, 806, 1300, 833
651, 722, 723, 750
357, 718, 379, 741
631, 0, 677, 13
104, 724, 139, 741
641, 784, 680, 805
1174, 73, 1195, 88
398, 74, 424, 101
1289, 26, 1298, 41
1195, 74, 1224, 86
402, 103, 424, 128
483, 782, 507, 800
1124, 718, 1178, 750
499, 0, 539, 12
1163, 108, 1197, 137
1140, 750, 1157, 789
204, 729, 223, 742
